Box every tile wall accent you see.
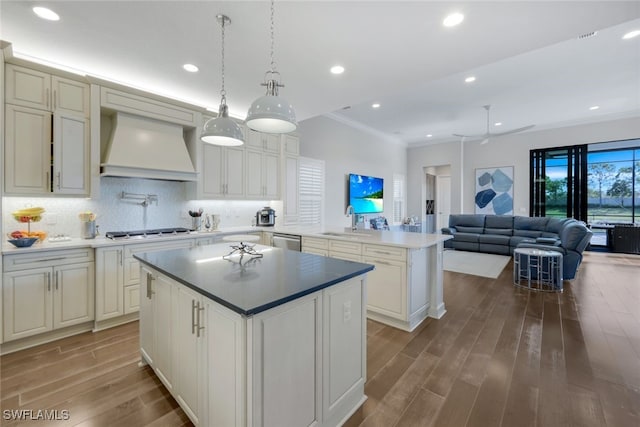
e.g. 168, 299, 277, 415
2, 177, 279, 237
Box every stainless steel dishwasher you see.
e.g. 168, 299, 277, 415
271, 233, 302, 251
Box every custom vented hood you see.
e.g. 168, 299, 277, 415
101, 112, 197, 181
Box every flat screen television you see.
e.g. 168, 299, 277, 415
349, 173, 384, 214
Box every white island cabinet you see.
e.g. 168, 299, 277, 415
136, 243, 372, 427
301, 230, 452, 332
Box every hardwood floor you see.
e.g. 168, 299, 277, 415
1, 251, 639, 426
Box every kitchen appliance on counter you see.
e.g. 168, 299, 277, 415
271, 233, 301, 251
105, 227, 190, 240
256, 207, 276, 226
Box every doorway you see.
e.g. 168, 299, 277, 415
424, 165, 451, 233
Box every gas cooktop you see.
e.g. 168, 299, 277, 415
105, 227, 191, 240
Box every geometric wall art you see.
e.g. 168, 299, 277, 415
474, 166, 514, 215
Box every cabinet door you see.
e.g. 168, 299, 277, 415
154, 274, 174, 391
52, 113, 89, 195
51, 75, 90, 116
53, 262, 95, 329
245, 128, 264, 150
95, 247, 124, 321
5, 64, 51, 110
245, 150, 264, 198
174, 286, 205, 425
263, 152, 280, 199
205, 299, 245, 427
139, 267, 155, 365
124, 285, 140, 314
263, 133, 281, 153
225, 146, 245, 197
3, 267, 53, 341
363, 257, 407, 320
283, 134, 299, 155
4, 105, 51, 194
202, 144, 225, 197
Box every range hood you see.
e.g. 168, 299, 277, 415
101, 112, 197, 181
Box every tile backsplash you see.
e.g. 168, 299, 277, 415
2, 177, 280, 237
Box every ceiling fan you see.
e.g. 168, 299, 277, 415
453, 105, 535, 144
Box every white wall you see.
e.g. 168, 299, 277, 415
298, 115, 407, 228
407, 116, 640, 218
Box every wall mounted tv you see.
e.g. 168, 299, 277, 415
349, 173, 384, 214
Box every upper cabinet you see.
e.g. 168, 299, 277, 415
5, 64, 89, 117
246, 128, 281, 154
4, 64, 90, 195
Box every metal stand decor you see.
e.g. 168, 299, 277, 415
513, 247, 563, 292
222, 235, 263, 263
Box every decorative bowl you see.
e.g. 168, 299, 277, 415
8, 237, 39, 248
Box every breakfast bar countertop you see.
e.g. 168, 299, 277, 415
134, 243, 374, 316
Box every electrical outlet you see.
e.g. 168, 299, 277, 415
343, 301, 352, 322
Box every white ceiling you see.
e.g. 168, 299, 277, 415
1, 1, 639, 147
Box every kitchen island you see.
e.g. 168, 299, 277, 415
134, 242, 374, 427
295, 229, 453, 332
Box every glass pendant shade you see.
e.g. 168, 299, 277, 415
246, 80, 297, 133
201, 103, 244, 146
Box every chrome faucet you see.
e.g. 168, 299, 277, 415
345, 205, 357, 231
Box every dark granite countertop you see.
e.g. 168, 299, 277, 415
134, 243, 374, 316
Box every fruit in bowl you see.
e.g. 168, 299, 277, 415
8, 237, 39, 248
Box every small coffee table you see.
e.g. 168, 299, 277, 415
513, 247, 563, 292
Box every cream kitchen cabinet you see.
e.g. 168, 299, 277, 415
4, 104, 89, 195
140, 262, 366, 427
302, 236, 329, 256
2, 248, 95, 342
245, 128, 281, 153
201, 144, 245, 198
95, 246, 125, 322
245, 149, 280, 199
4, 64, 90, 195
95, 239, 192, 328
5, 64, 90, 116
141, 268, 207, 425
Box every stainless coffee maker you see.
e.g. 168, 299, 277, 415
256, 207, 276, 226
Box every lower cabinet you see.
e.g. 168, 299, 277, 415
95, 239, 192, 325
140, 266, 366, 427
362, 256, 407, 320
2, 249, 95, 342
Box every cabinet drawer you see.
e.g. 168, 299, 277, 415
303, 237, 329, 250
124, 239, 193, 258
362, 244, 406, 262
3, 248, 95, 271
329, 240, 362, 255
329, 251, 362, 262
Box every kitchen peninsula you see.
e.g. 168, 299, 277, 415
134, 242, 374, 427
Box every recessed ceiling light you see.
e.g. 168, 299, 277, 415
494, 122, 502, 126
33, 6, 60, 21
426, 134, 433, 138
372, 103, 381, 109
443, 12, 464, 27
589, 105, 600, 110
464, 76, 476, 83
330, 65, 345, 75
183, 64, 199, 73
622, 30, 640, 40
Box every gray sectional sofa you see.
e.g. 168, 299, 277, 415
441, 214, 592, 279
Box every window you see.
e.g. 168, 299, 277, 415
393, 174, 405, 225
298, 157, 325, 226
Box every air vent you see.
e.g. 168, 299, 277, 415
578, 31, 597, 39
341, 105, 351, 110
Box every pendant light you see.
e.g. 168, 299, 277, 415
245, 0, 297, 134
201, 14, 244, 146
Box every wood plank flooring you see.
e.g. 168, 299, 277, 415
1, 251, 639, 426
